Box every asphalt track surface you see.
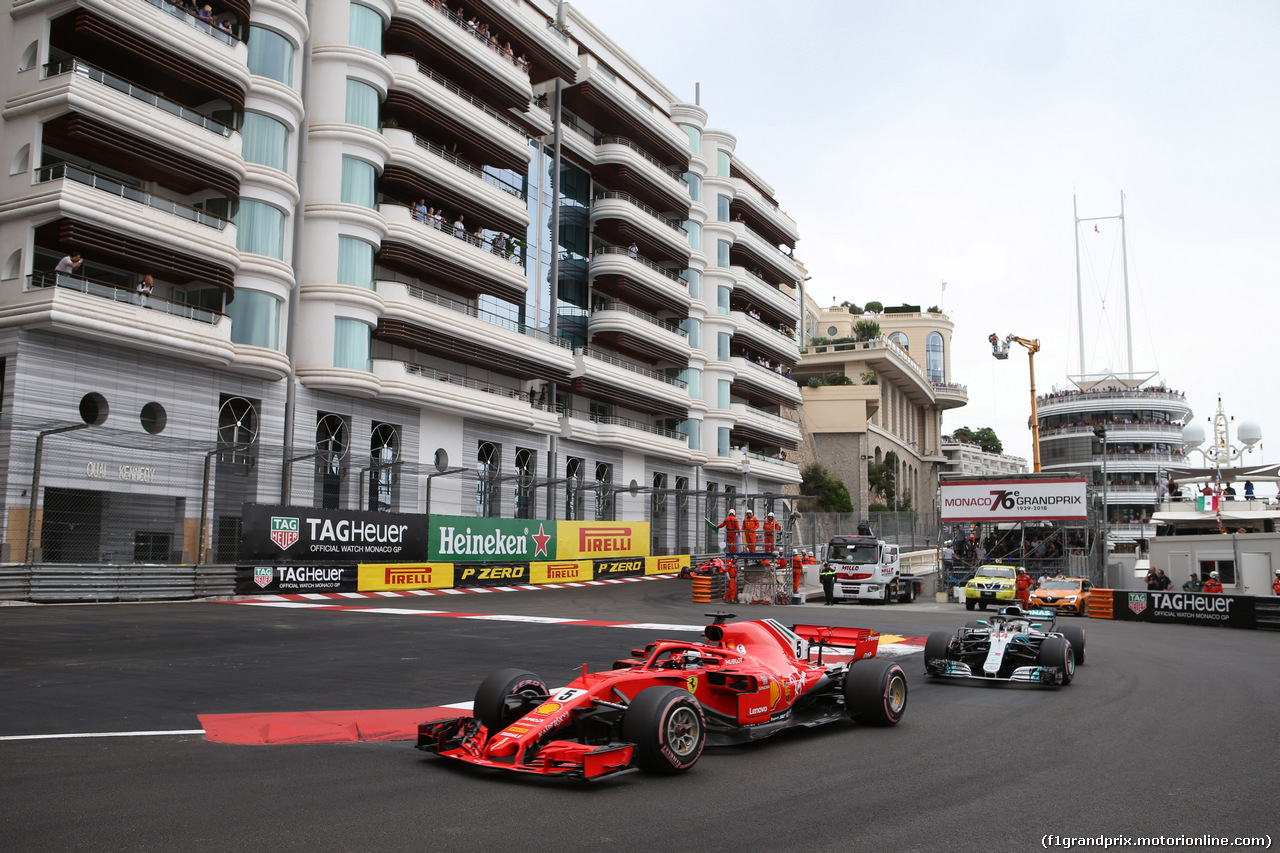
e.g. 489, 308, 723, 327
2, 579, 1277, 853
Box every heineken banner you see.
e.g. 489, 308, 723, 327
430, 515, 557, 562
1111, 591, 1257, 629
236, 564, 358, 594
239, 504, 430, 563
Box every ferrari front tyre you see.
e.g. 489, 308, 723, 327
1057, 624, 1087, 665
964, 598, 976, 611
474, 668, 548, 733
844, 659, 908, 725
621, 686, 706, 774
1037, 636, 1075, 685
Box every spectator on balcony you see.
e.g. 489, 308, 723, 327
413, 200, 427, 222
628, 242, 639, 259
453, 215, 466, 239
218, 19, 233, 36
1224, 483, 1237, 500
492, 233, 508, 257
1244, 481, 1255, 500
197, 5, 214, 30
55, 251, 83, 283
135, 275, 153, 308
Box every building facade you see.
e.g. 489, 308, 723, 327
939, 439, 1028, 477
794, 303, 967, 514
0, 0, 804, 564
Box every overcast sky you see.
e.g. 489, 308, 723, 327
569, 1, 1280, 479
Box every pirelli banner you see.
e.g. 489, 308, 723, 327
356, 554, 688, 592
940, 478, 1088, 522
1110, 591, 1257, 630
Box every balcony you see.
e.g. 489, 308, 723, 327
382, 128, 528, 237
385, 3, 533, 110
730, 357, 803, 407
733, 268, 798, 321
799, 337, 934, 404
591, 192, 691, 265
588, 300, 690, 364
376, 279, 574, 381
589, 247, 691, 315
730, 177, 798, 246
731, 310, 796, 364
29, 165, 238, 290
372, 359, 561, 434
1037, 387, 1191, 418
560, 62, 690, 171
7, 273, 234, 364
741, 450, 803, 485
464, 0, 580, 82
561, 410, 692, 462
570, 347, 690, 417
1041, 421, 1184, 441
595, 136, 690, 215
384, 55, 531, 171
378, 203, 527, 304
730, 403, 802, 446
931, 381, 969, 410
729, 222, 801, 283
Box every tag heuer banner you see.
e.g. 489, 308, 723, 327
1109, 590, 1256, 630
239, 504, 430, 563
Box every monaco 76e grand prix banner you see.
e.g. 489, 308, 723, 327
236, 505, 680, 594
940, 478, 1088, 522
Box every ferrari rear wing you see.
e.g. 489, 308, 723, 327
792, 624, 879, 662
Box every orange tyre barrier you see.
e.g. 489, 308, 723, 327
692, 576, 712, 603
1086, 589, 1114, 619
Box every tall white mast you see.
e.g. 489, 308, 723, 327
1120, 191, 1133, 374
1073, 194, 1085, 375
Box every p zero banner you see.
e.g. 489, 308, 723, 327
240, 504, 428, 563
236, 564, 357, 594
430, 515, 555, 563
358, 562, 454, 591
593, 557, 647, 579
556, 521, 650, 560
1112, 591, 1256, 630
940, 478, 1088, 522
454, 563, 531, 587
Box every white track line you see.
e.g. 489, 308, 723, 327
0, 729, 205, 742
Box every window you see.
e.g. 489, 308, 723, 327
234, 200, 285, 259
682, 367, 701, 398
333, 318, 371, 370
241, 113, 288, 171
315, 413, 350, 509
476, 442, 500, 517
225, 290, 279, 349
717, 150, 731, 177
717, 286, 731, 315
717, 379, 730, 409
717, 332, 731, 361
681, 317, 701, 348
345, 79, 380, 130
247, 27, 294, 85
565, 457, 584, 520
684, 220, 701, 251
827, 325, 839, 337
369, 422, 398, 512
1199, 559, 1235, 586
717, 239, 731, 268
341, 157, 376, 208
889, 331, 909, 350
679, 124, 701, 154
717, 427, 731, 457
594, 462, 614, 521
926, 331, 945, 383
684, 268, 700, 298
514, 448, 535, 519
337, 237, 374, 289
349, 3, 384, 53
717, 195, 730, 223
680, 419, 701, 451
683, 172, 701, 202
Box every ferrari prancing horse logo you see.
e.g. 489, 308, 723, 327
685, 675, 699, 694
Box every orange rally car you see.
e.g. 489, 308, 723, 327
1028, 577, 1094, 616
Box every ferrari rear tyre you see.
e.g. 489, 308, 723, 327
1057, 625, 1087, 665
621, 686, 705, 774
474, 668, 548, 733
844, 659, 908, 725
964, 598, 976, 611
1037, 636, 1075, 685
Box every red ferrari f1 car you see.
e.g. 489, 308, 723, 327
417, 613, 908, 781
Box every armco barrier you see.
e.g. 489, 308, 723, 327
1107, 589, 1264, 630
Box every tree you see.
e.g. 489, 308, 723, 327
867, 451, 898, 509
839, 300, 863, 313
864, 301, 883, 313
946, 426, 1003, 454
800, 463, 853, 512
853, 319, 881, 341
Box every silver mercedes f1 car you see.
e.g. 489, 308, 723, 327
923, 606, 1086, 686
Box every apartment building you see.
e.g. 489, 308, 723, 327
794, 303, 967, 514
939, 438, 1028, 477
0, 0, 803, 564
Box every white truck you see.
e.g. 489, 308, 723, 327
823, 535, 922, 604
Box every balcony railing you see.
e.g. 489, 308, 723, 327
595, 136, 683, 180
742, 404, 798, 428
426, 2, 532, 72
743, 449, 799, 470
1038, 388, 1188, 406
1041, 422, 1182, 439
43, 58, 234, 137
566, 409, 686, 441
401, 284, 571, 349
398, 203, 524, 266
800, 336, 927, 383
410, 60, 531, 138
36, 163, 230, 230
27, 272, 222, 324
412, 135, 526, 199
592, 246, 687, 284
932, 381, 968, 393
140, 0, 239, 46
577, 346, 687, 389
403, 362, 535, 400
591, 300, 686, 337
737, 311, 796, 344
744, 267, 796, 299
593, 191, 686, 234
